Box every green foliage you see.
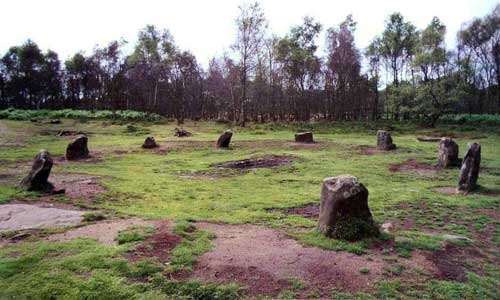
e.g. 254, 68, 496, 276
277, 290, 297, 299
167, 221, 214, 273
0, 108, 162, 122
156, 279, 244, 300
290, 229, 369, 255
440, 114, 500, 126
0, 238, 243, 300
330, 216, 380, 241
128, 259, 163, 279
394, 231, 443, 257
82, 211, 106, 222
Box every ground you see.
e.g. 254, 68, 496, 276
0, 118, 499, 300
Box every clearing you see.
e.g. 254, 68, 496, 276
0, 118, 498, 300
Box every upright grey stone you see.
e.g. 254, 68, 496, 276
318, 175, 379, 241
217, 130, 233, 148
377, 130, 396, 150
438, 137, 459, 167
458, 143, 481, 192
19, 150, 54, 192
66, 135, 89, 160
295, 132, 314, 143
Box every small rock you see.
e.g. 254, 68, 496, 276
381, 222, 394, 233
295, 132, 314, 143
442, 234, 473, 243
50, 119, 61, 124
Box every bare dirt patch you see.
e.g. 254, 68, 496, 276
354, 145, 413, 155
124, 221, 181, 263
236, 140, 337, 151
211, 155, 296, 169
416, 136, 442, 142
47, 218, 157, 246
389, 158, 441, 176
426, 243, 485, 282
190, 222, 388, 298
57, 130, 86, 136
433, 185, 500, 197
432, 186, 458, 195
49, 173, 106, 201
54, 153, 104, 164
273, 203, 320, 219
0, 204, 84, 232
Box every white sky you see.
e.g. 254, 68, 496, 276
1, 0, 497, 67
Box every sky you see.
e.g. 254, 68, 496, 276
0, 0, 497, 67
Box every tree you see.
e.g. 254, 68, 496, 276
127, 25, 176, 113
171, 51, 203, 124
366, 38, 382, 119
232, 2, 267, 126
380, 13, 418, 85
1, 40, 61, 109
326, 15, 369, 120
459, 4, 500, 113
276, 16, 322, 121
414, 17, 447, 82
41, 50, 63, 108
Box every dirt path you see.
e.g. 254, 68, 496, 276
48, 218, 158, 246
190, 223, 406, 298
0, 204, 84, 232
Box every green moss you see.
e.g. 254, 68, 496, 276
82, 211, 107, 222
116, 225, 155, 245
0, 118, 499, 299
167, 221, 214, 273
329, 216, 380, 241
289, 229, 369, 255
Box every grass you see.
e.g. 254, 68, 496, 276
0, 234, 242, 300
0, 108, 163, 122
167, 221, 215, 273
116, 225, 155, 244
0, 115, 499, 299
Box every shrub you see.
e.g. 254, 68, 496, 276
440, 114, 500, 126
0, 108, 163, 122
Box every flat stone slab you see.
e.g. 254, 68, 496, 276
0, 204, 84, 232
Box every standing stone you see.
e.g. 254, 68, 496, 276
216, 130, 233, 148
377, 130, 396, 150
19, 150, 54, 192
295, 132, 314, 143
142, 136, 158, 148
438, 137, 459, 168
458, 143, 481, 192
66, 135, 89, 160
318, 175, 379, 241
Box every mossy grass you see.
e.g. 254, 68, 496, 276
0, 117, 499, 299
